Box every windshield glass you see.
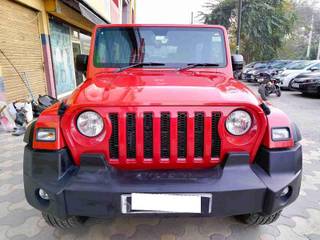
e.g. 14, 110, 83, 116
245, 62, 256, 68
254, 63, 267, 69
271, 61, 291, 69
286, 61, 312, 70
93, 27, 227, 68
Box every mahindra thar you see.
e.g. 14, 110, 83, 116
23, 25, 302, 229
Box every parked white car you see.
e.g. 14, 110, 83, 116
275, 60, 320, 89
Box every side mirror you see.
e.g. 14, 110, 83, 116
231, 54, 244, 71
309, 67, 319, 72
76, 54, 88, 74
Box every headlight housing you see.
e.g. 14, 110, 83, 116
77, 111, 104, 137
226, 110, 252, 136
36, 128, 56, 142
272, 128, 290, 141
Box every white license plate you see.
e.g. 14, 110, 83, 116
122, 193, 212, 214
292, 83, 299, 88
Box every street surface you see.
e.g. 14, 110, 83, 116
0, 83, 320, 240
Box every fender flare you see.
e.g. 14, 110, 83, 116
291, 122, 302, 143
23, 120, 37, 145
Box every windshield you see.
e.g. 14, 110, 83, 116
271, 61, 291, 69
254, 63, 267, 69
286, 61, 312, 70
93, 27, 227, 68
245, 62, 256, 68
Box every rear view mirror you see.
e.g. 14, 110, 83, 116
76, 55, 88, 74
231, 54, 244, 71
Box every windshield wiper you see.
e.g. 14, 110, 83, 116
178, 63, 220, 71
116, 62, 165, 72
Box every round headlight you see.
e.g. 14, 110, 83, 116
77, 111, 104, 137
226, 110, 252, 136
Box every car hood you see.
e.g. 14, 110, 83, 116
66, 70, 261, 107
295, 71, 320, 79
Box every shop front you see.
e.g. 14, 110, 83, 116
49, 18, 91, 97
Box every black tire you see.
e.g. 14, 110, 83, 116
276, 88, 281, 97
288, 79, 295, 91
235, 210, 282, 225
42, 212, 87, 229
258, 85, 267, 100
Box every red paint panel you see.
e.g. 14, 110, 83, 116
262, 106, 294, 149
203, 111, 212, 162
170, 112, 178, 163
153, 112, 161, 164
186, 112, 195, 164
136, 111, 144, 164
32, 104, 65, 150
118, 112, 127, 164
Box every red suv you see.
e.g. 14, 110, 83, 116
23, 24, 302, 229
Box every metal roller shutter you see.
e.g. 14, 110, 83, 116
0, 0, 46, 102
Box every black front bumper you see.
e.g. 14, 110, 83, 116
299, 83, 320, 95
23, 145, 302, 219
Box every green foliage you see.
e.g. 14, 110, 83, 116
278, 2, 320, 60
200, 0, 297, 62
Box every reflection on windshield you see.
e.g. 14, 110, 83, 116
286, 61, 312, 70
93, 27, 227, 68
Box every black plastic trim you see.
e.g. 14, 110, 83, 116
291, 122, 302, 143
260, 103, 271, 115
23, 120, 37, 144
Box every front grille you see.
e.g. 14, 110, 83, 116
194, 112, 204, 158
143, 113, 153, 158
109, 113, 119, 159
211, 112, 221, 157
108, 111, 221, 162
126, 113, 136, 158
177, 112, 187, 158
160, 113, 170, 158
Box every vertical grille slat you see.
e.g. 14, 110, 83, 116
143, 113, 153, 158
108, 110, 222, 164
177, 112, 187, 158
194, 112, 204, 157
109, 113, 119, 159
126, 113, 136, 158
160, 112, 170, 158
211, 112, 221, 157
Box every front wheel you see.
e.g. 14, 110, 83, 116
276, 87, 281, 97
42, 212, 87, 229
258, 85, 267, 101
235, 210, 282, 225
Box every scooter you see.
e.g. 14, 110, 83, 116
257, 72, 281, 100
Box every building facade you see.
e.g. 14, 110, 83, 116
0, 0, 135, 101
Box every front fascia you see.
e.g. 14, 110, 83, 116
58, 103, 267, 170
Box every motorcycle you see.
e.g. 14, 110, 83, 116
257, 72, 281, 100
